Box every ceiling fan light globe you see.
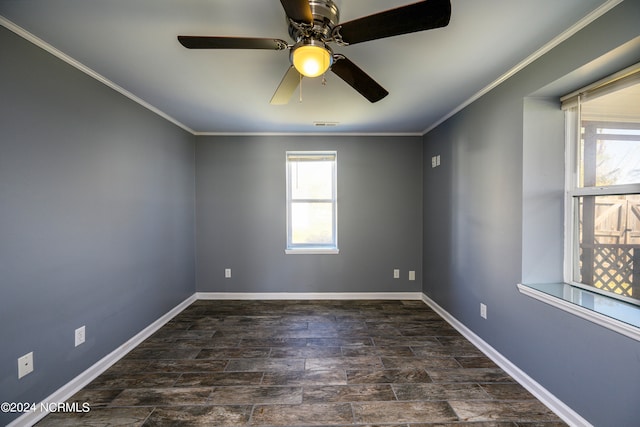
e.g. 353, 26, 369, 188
292, 44, 332, 78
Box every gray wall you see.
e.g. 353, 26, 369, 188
422, 2, 640, 426
0, 27, 196, 425
3, 1, 640, 425
196, 135, 423, 294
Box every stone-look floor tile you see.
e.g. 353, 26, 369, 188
225, 358, 305, 372
35, 407, 154, 426
102, 359, 149, 375
36, 300, 565, 426
516, 422, 568, 427
66, 389, 124, 408
352, 401, 458, 424
269, 346, 342, 358
427, 368, 516, 383
393, 383, 489, 401
109, 387, 211, 407
307, 321, 368, 331
411, 423, 517, 427
455, 356, 499, 368
230, 329, 306, 340
411, 345, 485, 358
187, 320, 225, 330
449, 400, 561, 423
210, 385, 302, 404
144, 359, 228, 373
156, 338, 238, 350
382, 356, 461, 370
86, 373, 180, 389
142, 405, 252, 426
250, 403, 353, 426
398, 325, 461, 337
374, 336, 443, 347
148, 329, 214, 341
480, 383, 536, 400
239, 338, 307, 347
262, 369, 347, 385
342, 346, 414, 357
303, 384, 396, 402
174, 372, 264, 387
306, 356, 383, 370
307, 337, 374, 347
437, 336, 487, 350
196, 347, 271, 359
191, 335, 243, 347
347, 368, 432, 384
277, 329, 344, 339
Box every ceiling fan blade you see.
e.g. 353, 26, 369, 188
336, 0, 451, 45
279, 0, 313, 23
331, 55, 388, 103
270, 66, 302, 105
178, 36, 288, 50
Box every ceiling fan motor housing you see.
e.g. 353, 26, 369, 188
288, 0, 339, 42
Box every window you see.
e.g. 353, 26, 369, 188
562, 63, 640, 304
285, 151, 338, 254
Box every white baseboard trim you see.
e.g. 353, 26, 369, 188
420, 292, 592, 427
195, 291, 423, 300
8, 294, 197, 427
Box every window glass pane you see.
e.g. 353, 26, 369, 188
286, 151, 337, 251
578, 82, 640, 187
290, 160, 333, 199
291, 202, 333, 244
574, 194, 640, 299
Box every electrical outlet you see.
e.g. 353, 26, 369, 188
225, 268, 232, 278
75, 326, 86, 347
393, 269, 400, 279
408, 271, 416, 281
18, 352, 34, 379
480, 303, 487, 319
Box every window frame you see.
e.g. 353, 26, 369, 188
562, 63, 640, 305
285, 151, 339, 254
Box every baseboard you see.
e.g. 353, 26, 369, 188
195, 291, 423, 300
420, 293, 592, 427
8, 294, 197, 427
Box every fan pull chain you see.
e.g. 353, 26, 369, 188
299, 72, 303, 103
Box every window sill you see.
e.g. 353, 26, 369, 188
285, 248, 339, 255
517, 282, 640, 342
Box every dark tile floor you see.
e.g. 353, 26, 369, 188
36, 300, 567, 426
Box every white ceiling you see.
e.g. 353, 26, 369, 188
0, 0, 615, 135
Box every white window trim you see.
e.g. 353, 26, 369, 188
519, 63, 640, 342
562, 67, 640, 305
285, 248, 340, 255
285, 151, 339, 254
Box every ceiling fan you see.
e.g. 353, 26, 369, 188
178, 0, 451, 104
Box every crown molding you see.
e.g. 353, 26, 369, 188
421, 0, 624, 135
0, 16, 196, 135
194, 132, 423, 137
